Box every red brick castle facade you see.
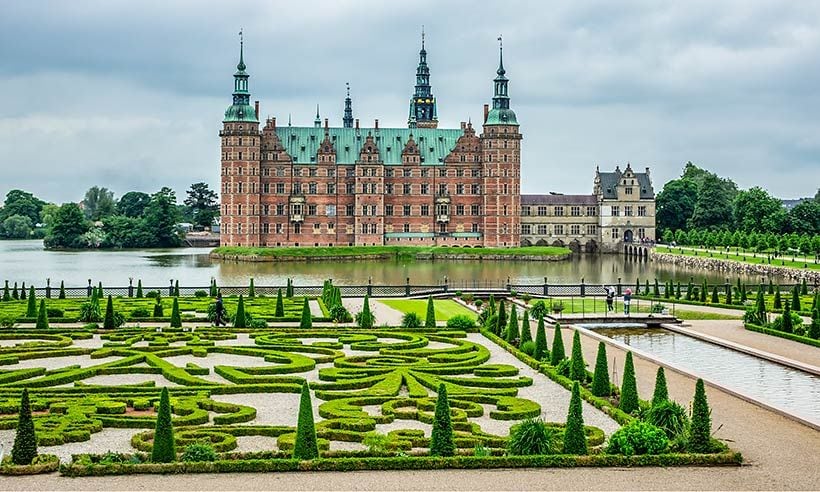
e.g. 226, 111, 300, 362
220, 35, 521, 248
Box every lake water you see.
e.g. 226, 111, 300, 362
0, 240, 777, 288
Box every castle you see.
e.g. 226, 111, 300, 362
219, 34, 654, 253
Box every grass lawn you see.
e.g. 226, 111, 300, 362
213, 245, 570, 259
655, 245, 820, 271
380, 299, 477, 321
672, 310, 743, 321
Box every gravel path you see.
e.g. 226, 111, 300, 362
39, 428, 137, 463
342, 298, 404, 326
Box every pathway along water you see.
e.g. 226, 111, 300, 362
591, 326, 820, 426
0, 240, 786, 287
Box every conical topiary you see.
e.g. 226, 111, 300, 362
425, 296, 436, 328
725, 283, 732, 305
675, 282, 681, 299
534, 315, 549, 361
791, 285, 801, 312
11, 388, 38, 465
653, 279, 660, 297
174, 280, 179, 297
711, 285, 719, 304
136, 279, 143, 298
35, 300, 49, 329
550, 323, 566, 366
773, 287, 782, 309
808, 309, 820, 340
169, 297, 182, 328
506, 304, 519, 343
651, 367, 669, 407
98, 281, 103, 298
569, 330, 586, 382
591, 342, 610, 397
300, 297, 312, 329
359, 295, 374, 329
286, 278, 294, 298
430, 383, 455, 457
234, 295, 247, 328
496, 301, 507, 336
755, 287, 767, 324
58, 281, 65, 299
275, 288, 284, 317
151, 387, 176, 463
26, 286, 37, 318
12, 282, 18, 300
619, 352, 639, 415
768, 279, 774, 295
2, 281, 10, 302
562, 381, 587, 455
801, 278, 808, 296
700, 279, 708, 302
20, 282, 26, 300
689, 379, 712, 453
153, 297, 164, 317
293, 382, 319, 460
520, 309, 532, 345
781, 302, 793, 334
248, 278, 255, 298
103, 295, 116, 329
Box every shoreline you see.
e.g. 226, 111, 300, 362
210, 246, 573, 263
650, 250, 820, 282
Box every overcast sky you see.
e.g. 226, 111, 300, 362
1, 0, 818, 204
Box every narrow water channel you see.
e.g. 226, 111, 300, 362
590, 326, 820, 426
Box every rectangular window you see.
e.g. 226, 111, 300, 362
571, 224, 581, 235
438, 184, 447, 195
314, 223, 320, 232
586, 206, 597, 216
571, 206, 581, 217
625, 206, 633, 216
308, 183, 317, 194
537, 224, 548, 235
309, 168, 317, 177
521, 224, 531, 234
421, 184, 429, 195
403, 223, 410, 232
471, 223, 479, 233
327, 168, 336, 177
276, 223, 283, 234
554, 224, 564, 235
421, 205, 429, 216
403, 205, 411, 216
537, 206, 547, 216
421, 169, 429, 177
611, 228, 619, 239
456, 205, 464, 215
456, 168, 464, 177
346, 183, 355, 194
625, 187, 633, 195
308, 205, 317, 215
554, 206, 564, 216
456, 184, 464, 194
471, 184, 480, 194
403, 184, 411, 194
385, 169, 394, 177
611, 206, 620, 217
638, 228, 646, 239
638, 206, 647, 217
438, 168, 446, 177
385, 183, 393, 194
586, 224, 597, 235
472, 169, 481, 178
327, 183, 336, 194
385, 205, 393, 216
522, 206, 531, 216
404, 169, 412, 177
345, 204, 354, 216
326, 205, 336, 216
471, 204, 480, 215
276, 204, 285, 215
346, 168, 355, 177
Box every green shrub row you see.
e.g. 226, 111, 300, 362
743, 323, 820, 348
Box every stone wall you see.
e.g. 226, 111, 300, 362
210, 251, 571, 263
650, 251, 820, 283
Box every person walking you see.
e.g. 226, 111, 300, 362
623, 288, 632, 316
214, 293, 225, 326
606, 287, 615, 312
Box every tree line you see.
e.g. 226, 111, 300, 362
656, 162, 820, 237
0, 183, 218, 249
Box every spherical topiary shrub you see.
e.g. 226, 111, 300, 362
445, 314, 476, 329
606, 421, 669, 456
181, 442, 217, 462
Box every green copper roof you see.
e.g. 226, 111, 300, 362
224, 104, 258, 123
275, 126, 463, 165
485, 108, 518, 126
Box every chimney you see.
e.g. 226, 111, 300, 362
324, 118, 329, 130
254, 101, 259, 119
483, 104, 489, 124
645, 167, 650, 176
460, 121, 466, 131
375, 119, 379, 130
355, 118, 360, 130
271, 117, 276, 129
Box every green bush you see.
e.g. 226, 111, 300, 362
151, 387, 176, 463
293, 382, 319, 460
645, 400, 689, 439
362, 432, 393, 455
233, 295, 247, 329
104, 295, 116, 329
152, 298, 164, 318
146, 290, 160, 299
182, 442, 217, 462
606, 421, 669, 456
520, 340, 536, 356
275, 289, 285, 317
130, 307, 151, 319
591, 342, 610, 397
35, 300, 49, 329
550, 324, 565, 366
651, 367, 669, 407
569, 331, 586, 382
619, 352, 639, 415
425, 296, 436, 328
356, 296, 375, 329
25, 286, 37, 317
771, 306, 801, 334
534, 316, 548, 361
689, 379, 712, 453
401, 312, 422, 329
46, 308, 64, 317
507, 418, 561, 456
445, 315, 476, 329
11, 388, 38, 465
194, 290, 208, 298
505, 305, 519, 343
529, 300, 547, 319
562, 382, 587, 455
430, 383, 455, 457
330, 305, 352, 323
299, 298, 312, 329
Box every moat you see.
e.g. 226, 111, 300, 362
0, 240, 784, 287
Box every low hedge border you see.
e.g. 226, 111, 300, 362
744, 323, 820, 348
1, 454, 60, 475
59, 452, 742, 476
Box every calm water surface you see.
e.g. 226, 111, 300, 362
594, 327, 820, 425
0, 240, 778, 287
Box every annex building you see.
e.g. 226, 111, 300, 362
219, 35, 655, 253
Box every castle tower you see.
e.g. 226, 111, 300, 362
220, 31, 261, 247
408, 28, 438, 129
343, 83, 354, 128
481, 36, 521, 247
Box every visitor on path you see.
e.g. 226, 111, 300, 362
606, 287, 615, 312
214, 293, 225, 326
623, 288, 632, 315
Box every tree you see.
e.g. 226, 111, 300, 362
26, 286, 37, 318
141, 187, 181, 247
35, 300, 49, 329
651, 367, 669, 407
520, 309, 532, 345
773, 287, 782, 309
58, 281, 65, 299
234, 295, 247, 328
104, 295, 117, 329
619, 352, 639, 415
791, 285, 801, 312
152, 387, 176, 462
496, 301, 507, 336
1, 214, 33, 239
82, 186, 116, 221
809, 309, 820, 340
1, 189, 46, 225
293, 382, 319, 460
689, 173, 734, 230
425, 296, 436, 328
275, 289, 284, 317
562, 382, 587, 455
550, 324, 565, 366
358, 295, 374, 329
534, 315, 548, 361
44, 203, 89, 248
569, 331, 586, 382
780, 302, 794, 334
300, 297, 312, 329
430, 383, 455, 456
506, 304, 519, 343
136, 280, 143, 298
786, 199, 820, 235
711, 285, 719, 304
655, 179, 698, 235
689, 379, 712, 453
732, 187, 786, 233
170, 297, 182, 328
184, 182, 219, 229
11, 388, 38, 465
591, 342, 610, 397
117, 191, 152, 218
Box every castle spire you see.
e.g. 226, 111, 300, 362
343, 82, 354, 128
408, 27, 438, 128
485, 35, 517, 126
223, 30, 257, 123
314, 104, 321, 127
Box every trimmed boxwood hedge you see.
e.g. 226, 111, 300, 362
744, 322, 820, 348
